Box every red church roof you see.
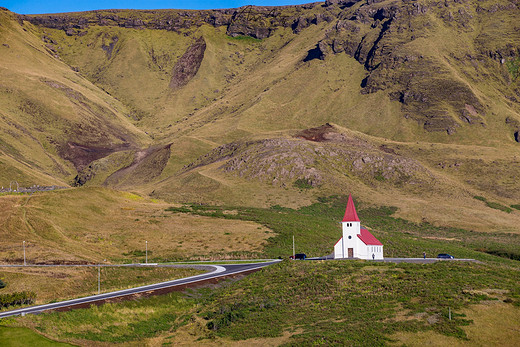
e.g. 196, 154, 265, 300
357, 228, 383, 246
342, 194, 360, 222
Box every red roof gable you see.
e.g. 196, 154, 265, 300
357, 228, 383, 246
342, 194, 360, 222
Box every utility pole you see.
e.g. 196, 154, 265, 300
145, 240, 148, 264
23, 241, 26, 266
292, 235, 295, 258
98, 265, 100, 294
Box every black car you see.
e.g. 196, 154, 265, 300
289, 253, 307, 260
437, 253, 454, 259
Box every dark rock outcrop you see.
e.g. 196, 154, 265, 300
101, 35, 119, 60
506, 117, 520, 142
19, 9, 236, 32
226, 7, 273, 39
303, 43, 326, 62
184, 134, 432, 189
60, 142, 131, 171
314, 0, 497, 134
19, 7, 306, 40
169, 36, 206, 90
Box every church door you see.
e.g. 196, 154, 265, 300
348, 248, 353, 258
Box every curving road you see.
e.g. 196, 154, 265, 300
0, 260, 281, 318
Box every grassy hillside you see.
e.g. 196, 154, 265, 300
1, 0, 520, 267
0, 1, 518, 210
0, 187, 273, 265
4, 245, 519, 345
0, 8, 150, 188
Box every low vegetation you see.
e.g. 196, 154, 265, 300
0, 291, 36, 309
202, 260, 520, 345
473, 196, 513, 213
12, 196, 508, 344
0, 326, 74, 347
506, 58, 520, 80
14, 291, 197, 344
5, 259, 519, 346
0, 188, 273, 264
1, 193, 519, 344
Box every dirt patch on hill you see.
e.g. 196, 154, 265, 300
295, 123, 337, 142
295, 124, 373, 148
62, 142, 132, 171
72, 144, 172, 187
169, 36, 206, 90
104, 143, 172, 186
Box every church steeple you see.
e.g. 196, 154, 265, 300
342, 194, 360, 222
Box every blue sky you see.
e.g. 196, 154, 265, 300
4, 1, 312, 14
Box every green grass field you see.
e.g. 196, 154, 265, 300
0, 326, 75, 346
165, 196, 520, 263
4, 258, 518, 346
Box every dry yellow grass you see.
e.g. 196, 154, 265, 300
390, 301, 520, 347
0, 266, 202, 304
143, 316, 302, 347
0, 187, 274, 264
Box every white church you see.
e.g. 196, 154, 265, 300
334, 194, 384, 260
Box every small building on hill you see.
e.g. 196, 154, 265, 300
334, 194, 384, 260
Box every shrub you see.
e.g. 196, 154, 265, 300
293, 178, 314, 189
506, 58, 520, 80
0, 291, 36, 308
0, 279, 5, 289
485, 201, 512, 213
473, 196, 512, 213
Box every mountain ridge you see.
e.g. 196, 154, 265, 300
1, 1, 520, 233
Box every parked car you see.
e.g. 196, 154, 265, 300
437, 253, 454, 259
289, 253, 307, 260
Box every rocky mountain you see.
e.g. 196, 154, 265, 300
1, 0, 520, 231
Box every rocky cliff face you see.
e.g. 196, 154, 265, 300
19, 6, 307, 39
19, 9, 236, 34
314, 0, 520, 134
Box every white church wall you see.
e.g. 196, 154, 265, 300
334, 238, 343, 259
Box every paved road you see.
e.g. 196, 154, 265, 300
306, 256, 478, 263
373, 257, 479, 263
0, 260, 281, 318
